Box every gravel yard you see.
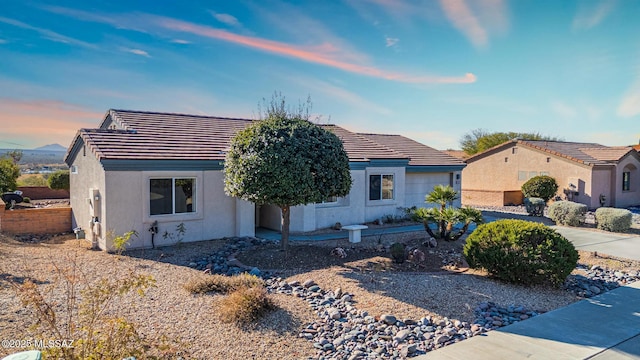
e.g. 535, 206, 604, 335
1, 213, 640, 359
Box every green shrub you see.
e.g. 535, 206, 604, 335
22, 197, 30, 203
595, 208, 632, 232
218, 285, 276, 325
548, 201, 587, 226
463, 219, 578, 286
521, 175, 558, 202
48, 170, 70, 190
389, 242, 406, 263
524, 197, 545, 216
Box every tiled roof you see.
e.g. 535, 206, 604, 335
67, 109, 460, 166
519, 140, 634, 165
358, 133, 465, 166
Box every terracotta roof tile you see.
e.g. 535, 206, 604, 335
519, 140, 633, 165
73, 109, 460, 166
358, 133, 465, 166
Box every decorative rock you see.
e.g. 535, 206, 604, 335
249, 267, 261, 276
328, 308, 341, 320
435, 335, 450, 344
303, 279, 316, 288
380, 314, 397, 325
394, 329, 411, 342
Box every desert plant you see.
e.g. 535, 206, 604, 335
162, 222, 187, 245
463, 219, 578, 286
8, 253, 170, 359
524, 197, 545, 216
184, 273, 264, 294
22, 196, 31, 203
548, 201, 587, 226
595, 208, 633, 232
389, 242, 406, 263
412, 203, 484, 241
47, 169, 70, 190
521, 175, 559, 202
112, 230, 138, 255
218, 285, 276, 325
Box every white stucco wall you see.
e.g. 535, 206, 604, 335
69, 144, 107, 249
405, 172, 462, 209
364, 167, 406, 222
313, 170, 366, 230
100, 169, 254, 250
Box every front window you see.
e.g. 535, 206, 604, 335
369, 174, 394, 200
150, 178, 195, 215
623, 171, 630, 191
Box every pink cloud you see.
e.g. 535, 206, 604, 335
439, 0, 488, 48
155, 17, 475, 84
0, 99, 101, 148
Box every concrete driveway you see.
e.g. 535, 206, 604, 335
551, 226, 640, 261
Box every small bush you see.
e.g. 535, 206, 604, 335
595, 208, 632, 232
184, 273, 264, 294
524, 197, 545, 216
548, 201, 587, 226
22, 196, 30, 203
389, 242, 406, 263
521, 175, 559, 202
218, 285, 275, 325
48, 170, 70, 190
463, 219, 578, 286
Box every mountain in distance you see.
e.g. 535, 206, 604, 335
34, 143, 66, 152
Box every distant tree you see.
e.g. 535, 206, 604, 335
0, 157, 20, 193
224, 93, 353, 251
48, 170, 70, 190
4, 150, 23, 164
460, 129, 562, 155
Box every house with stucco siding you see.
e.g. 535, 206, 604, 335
461, 139, 640, 209
65, 109, 464, 251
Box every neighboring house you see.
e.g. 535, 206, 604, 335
462, 139, 640, 209
65, 109, 464, 251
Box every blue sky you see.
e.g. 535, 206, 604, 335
1, 0, 639, 150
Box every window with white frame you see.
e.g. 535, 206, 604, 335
369, 174, 394, 200
150, 178, 195, 215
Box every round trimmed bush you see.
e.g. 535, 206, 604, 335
463, 219, 578, 286
595, 207, 632, 232
548, 201, 587, 226
521, 175, 559, 202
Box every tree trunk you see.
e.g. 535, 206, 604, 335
280, 205, 290, 252
423, 221, 438, 239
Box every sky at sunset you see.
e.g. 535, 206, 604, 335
1, 0, 639, 151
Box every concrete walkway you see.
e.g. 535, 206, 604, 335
255, 224, 424, 242
416, 281, 640, 360
551, 226, 640, 261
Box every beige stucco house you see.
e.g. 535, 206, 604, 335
65, 109, 464, 251
462, 140, 640, 209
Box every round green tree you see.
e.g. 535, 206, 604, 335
521, 175, 559, 202
48, 170, 70, 190
224, 96, 352, 251
0, 157, 20, 193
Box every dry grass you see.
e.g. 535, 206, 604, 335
217, 286, 276, 325
184, 273, 264, 294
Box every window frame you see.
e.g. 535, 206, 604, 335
149, 177, 197, 216
622, 171, 631, 192
369, 173, 395, 201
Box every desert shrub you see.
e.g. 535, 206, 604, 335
524, 197, 545, 216
22, 196, 30, 203
112, 230, 138, 255
47, 169, 70, 190
548, 201, 587, 226
521, 175, 558, 202
184, 273, 264, 294
389, 242, 406, 263
218, 285, 276, 325
8, 254, 176, 360
463, 219, 578, 286
595, 208, 632, 232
